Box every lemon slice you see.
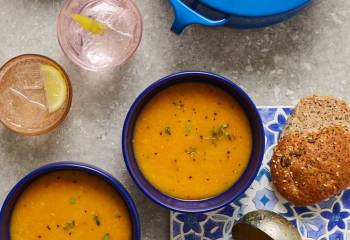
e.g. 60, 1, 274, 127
41, 64, 68, 113
71, 14, 106, 35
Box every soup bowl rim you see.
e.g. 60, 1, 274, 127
122, 71, 265, 213
0, 161, 141, 240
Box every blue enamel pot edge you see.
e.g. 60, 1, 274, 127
0, 162, 141, 240
122, 71, 265, 213
200, 0, 311, 17
169, 0, 312, 34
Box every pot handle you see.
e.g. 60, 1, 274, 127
169, 0, 228, 34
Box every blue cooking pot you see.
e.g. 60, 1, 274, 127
170, 0, 312, 34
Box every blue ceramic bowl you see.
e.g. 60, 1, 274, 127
122, 71, 265, 212
0, 162, 140, 239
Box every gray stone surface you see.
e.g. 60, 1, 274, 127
0, 0, 350, 239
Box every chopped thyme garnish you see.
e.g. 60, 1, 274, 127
94, 215, 101, 226
209, 124, 233, 144
164, 127, 171, 135
226, 132, 233, 141
211, 128, 220, 138
103, 233, 110, 240
185, 147, 197, 157
184, 126, 192, 135
69, 197, 77, 205
63, 220, 75, 231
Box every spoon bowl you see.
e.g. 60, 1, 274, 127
232, 210, 301, 240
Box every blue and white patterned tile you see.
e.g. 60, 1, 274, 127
171, 107, 350, 240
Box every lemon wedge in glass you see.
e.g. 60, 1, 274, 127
71, 14, 106, 35
41, 64, 68, 113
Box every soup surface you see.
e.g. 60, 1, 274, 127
133, 82, 252, 199
11, 171, 132, 240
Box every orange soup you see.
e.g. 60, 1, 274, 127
133, 82, 252, 200
10, 171, 132, 240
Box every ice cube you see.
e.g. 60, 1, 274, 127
14, 62, 43, 90
82, 29, 131, 66
93, 1, 125, 25
9, 87, 46, 110
94, 2, 133, 34
0, 86, 48, 129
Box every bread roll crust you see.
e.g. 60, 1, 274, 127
271, 126, 350, 206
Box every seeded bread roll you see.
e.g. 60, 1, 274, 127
283, 96, 350, 135
271, 126, 350, 206
271, 96, 350, 206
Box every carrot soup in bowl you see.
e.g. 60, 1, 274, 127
123, 72, 265, 212
0, 162, 140, 240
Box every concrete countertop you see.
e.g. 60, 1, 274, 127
1, 0, 350, 239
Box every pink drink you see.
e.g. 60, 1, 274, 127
0, 55, 72, 136
57, 0, 143, 71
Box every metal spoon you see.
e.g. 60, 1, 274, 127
232, 210, 301, 240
